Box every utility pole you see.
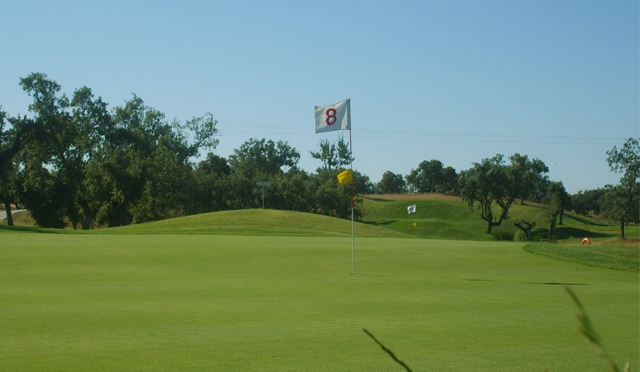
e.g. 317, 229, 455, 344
256, 181, 268, 208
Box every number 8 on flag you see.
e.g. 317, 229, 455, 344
315, 99, 351, 134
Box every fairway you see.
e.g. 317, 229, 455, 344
1, 234, 638, 371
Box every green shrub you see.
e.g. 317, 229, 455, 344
514, 230, 527, 241
492, 230, 514, 241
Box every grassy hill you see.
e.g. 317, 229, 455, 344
1, 209, 410, 238
362, 193, 637, 243
2, 193, 636, 244
362, 194, 488, 240
82, 209, 414, 239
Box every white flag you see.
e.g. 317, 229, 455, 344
407, 204, 416, 214
315, 99, 351, 134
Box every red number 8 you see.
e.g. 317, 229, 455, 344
325, 108, 337, 126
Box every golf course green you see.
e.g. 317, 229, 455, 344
1, 215, 638, 371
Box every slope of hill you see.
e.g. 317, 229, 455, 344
89, 209, 415, 238
362, 194, 634, 242
3, 194, 635, 243
362, 194, 489, 240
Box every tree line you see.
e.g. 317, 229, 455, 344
1, 73, 638, 238
0, 74, 368, 229
376, 140, 638, 238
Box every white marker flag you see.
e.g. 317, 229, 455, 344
407, 204, 416, 214
315, 99, 351, 134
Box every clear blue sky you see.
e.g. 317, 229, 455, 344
1, 0, 638, 194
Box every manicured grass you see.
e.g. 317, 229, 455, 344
361, 194, 630, 242
88, 209, 415, 238
1, 234, 637, 371
524, 243, 640, 272
1, 209, 415, 238
5, 194, 636, 244
361, 196, 490, 240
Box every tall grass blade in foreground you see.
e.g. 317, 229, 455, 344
365, 289, 632, 372
565, 286, 630, 372
363, 329, 414, 372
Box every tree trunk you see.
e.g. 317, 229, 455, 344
513, 220, 535, 241
79, 200, 93, 230
620, 218, 625, 238
486, 220, 495, 234
82, 214, 92, 230
559, 209, 564, 225
4, 199, 13, 226
548, 218, 556, 242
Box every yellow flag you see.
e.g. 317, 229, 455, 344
337, 169, 353, 184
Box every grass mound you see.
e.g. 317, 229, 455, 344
362, 194, 639, 244
92, 209, 414, 238
523, 243, 640, 272
4, 194, 636, 245
361, 195, 490, 240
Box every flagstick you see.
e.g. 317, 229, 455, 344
349, 128, 355, 275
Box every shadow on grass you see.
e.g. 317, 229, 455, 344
363, 329, 414, 372
362, 219, 397, 227
367, 198, 394, 203
527, 282, 590, 286
564, 213, 608, 226
0, 225, 59, 234
530, 227, 610, 241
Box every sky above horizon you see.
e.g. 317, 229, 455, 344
1, 0, 638, 194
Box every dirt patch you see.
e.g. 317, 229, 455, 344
364, 193, 461, 202
559, 236, 640, 246
1, 210, 35, 227
594, 237, 640, 246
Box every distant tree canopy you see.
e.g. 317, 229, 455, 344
0, 107, 27, 225
406, 159, 457, 194
508, 153, 549, 203
458, 154, 521, 234
376, 171, 406, 194
229, 138, 300, 180
571, 188, 606, 217
9, 73, 219, 228
543, 181, 569, 240
602, 138, 640, 238
309, 135, 352, 172
0, 73, 367, 227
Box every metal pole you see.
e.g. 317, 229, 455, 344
256, 181, 268, 209
351, 203, 355, 274
350, 129, 355, 275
